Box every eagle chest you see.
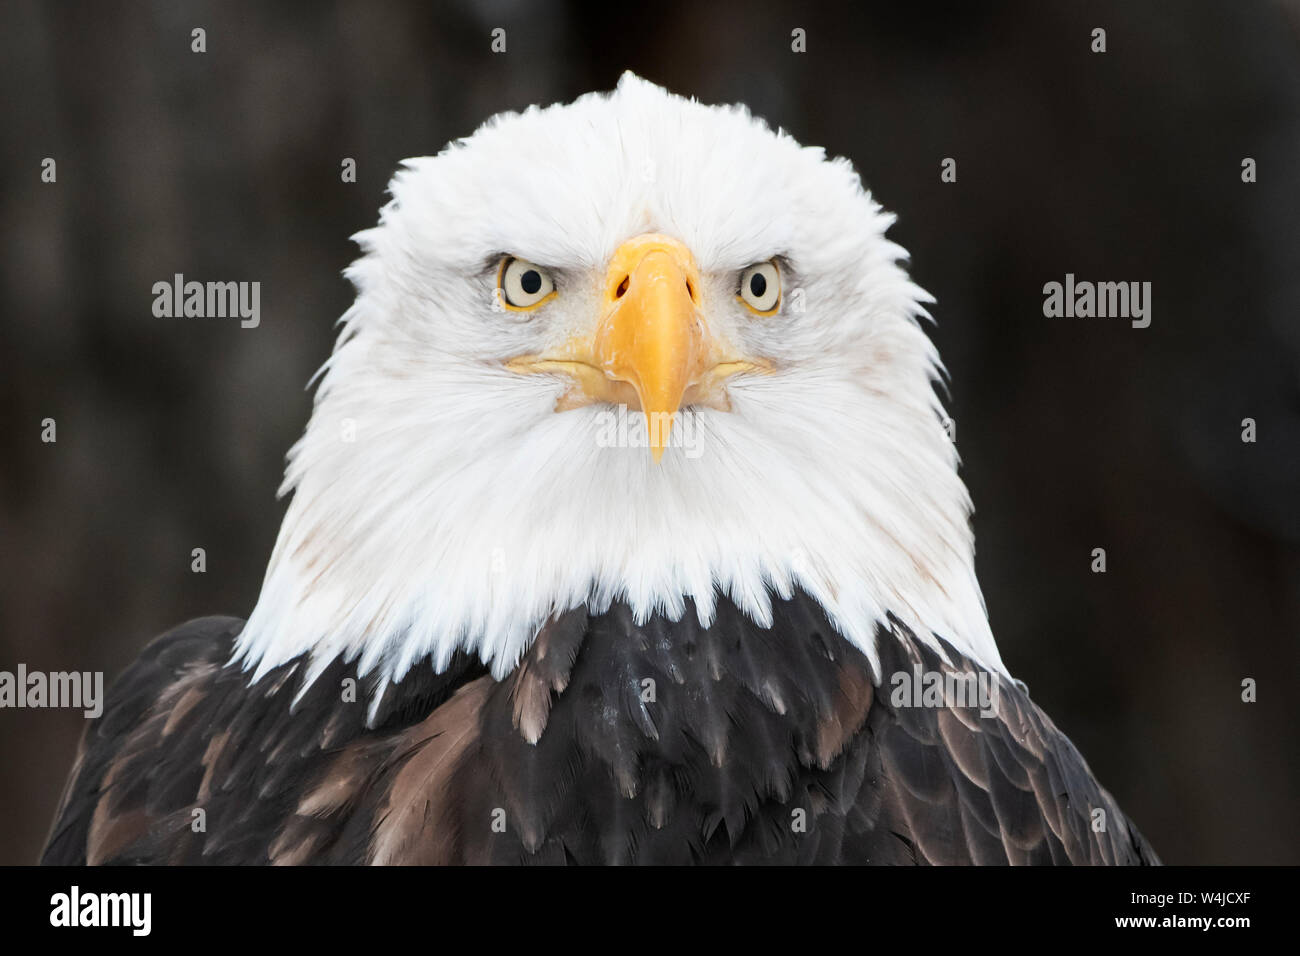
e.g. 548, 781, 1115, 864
370, 595, 882, 864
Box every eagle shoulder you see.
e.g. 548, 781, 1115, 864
862, 621, 1160, 865
39, 615, 487, 864
41, 616, 243, 864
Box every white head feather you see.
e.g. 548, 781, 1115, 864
233, 73, 1005, 710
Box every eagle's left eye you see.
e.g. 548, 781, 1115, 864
498, 257, 556, 310
738, 260, 781, 314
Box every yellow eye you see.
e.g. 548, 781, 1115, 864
738, 260, 781, 314
498, 257, 556, 310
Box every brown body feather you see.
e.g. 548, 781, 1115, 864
41, 593, 1158, 865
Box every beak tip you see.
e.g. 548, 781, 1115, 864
643, 408, 674, 464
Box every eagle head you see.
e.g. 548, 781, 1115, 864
234, 73, 1002, 707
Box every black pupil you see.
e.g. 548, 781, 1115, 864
749, 272, 767, 298
520, 270, 542, 295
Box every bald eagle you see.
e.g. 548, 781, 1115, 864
43, 74, 1157, 866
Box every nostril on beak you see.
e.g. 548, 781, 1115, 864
615, 276, 630, 298
685, 278, 696, 302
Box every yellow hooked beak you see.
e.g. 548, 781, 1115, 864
507, 234, 763, 462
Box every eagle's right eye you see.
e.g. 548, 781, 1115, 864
498, 257, 556, 311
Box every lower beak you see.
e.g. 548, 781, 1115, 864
508, 233, 762, 462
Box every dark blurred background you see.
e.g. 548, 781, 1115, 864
2, 0, 1298, 865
